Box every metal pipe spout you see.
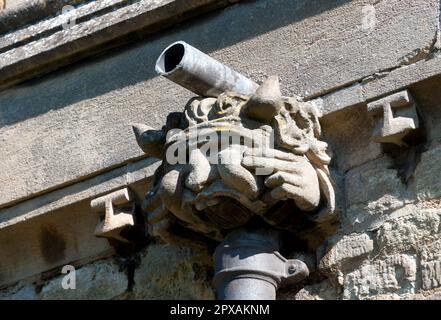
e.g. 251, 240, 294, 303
213, 228, 309, 300
155, 41, 259, 97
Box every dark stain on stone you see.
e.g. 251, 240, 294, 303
39, 225, 66, 264
192, 263, 213, 282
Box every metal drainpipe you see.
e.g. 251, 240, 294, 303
155, 41, 259, 98
213, 228, 309, 300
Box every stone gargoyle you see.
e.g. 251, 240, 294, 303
133, 76, 336, 249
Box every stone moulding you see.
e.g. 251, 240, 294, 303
0, 157, 160, 230
2, 0, 441, 120
315, 54, 441, 119
0, 0, 91, 35
0, 0, 239, 89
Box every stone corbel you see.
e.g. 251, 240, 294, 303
90, 188, 137, 243
367, 90, 419, 146
133, 41, 337, 300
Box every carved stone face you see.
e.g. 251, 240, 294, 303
134, 77, 335, 248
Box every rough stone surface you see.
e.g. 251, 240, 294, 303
344, 157, 414, 232
376, 208, 441, 255
319, 233, 374, 271
420, 240, 441, 290
415, 144, 441, 201
40, 258, 127, 300
293, 280, 340, 300
313, 199, 441, 300
343, 254, 417, 300
130, 244, 215, 299
0, 199, 112, 288
0, 282, 38, 300
0, 243, 216, 299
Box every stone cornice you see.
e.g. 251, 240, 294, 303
0, 0, 239, 89
0, 157, 160, 230
1, 0, 440, 116
0, 0, 90, 35
315, 53, 441, 119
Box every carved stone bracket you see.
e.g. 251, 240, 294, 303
367, 90, 419, 146
91, 188, 136, 243
134, 42, 337, 300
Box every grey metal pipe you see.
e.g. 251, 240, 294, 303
155, 41, 259, 97
213, 228, 309, 300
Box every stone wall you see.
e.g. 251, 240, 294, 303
309, 147, 441, 300
1, 0, 441, 300
0, 243, 214, 300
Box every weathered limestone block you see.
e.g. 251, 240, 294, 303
130, 244, 215, 300
319, 233, 374, 271
422, 261, 441, 291
0, 200, 111, 288
40, 258, 127, 300
374, 206, 441, 292
0, 157, 159, 230
343, 254, 417, 300
344, 157, 413, 231
2, 0, 439, 96
0, 92, 149, 208
0, 282, 37, 300
320, 105, 383, 172
376, 207, 441, 255
357, 289, 441, 300
421, 240, 441, 290
292, 280, 339, 300
415, 144, 441, 201
406, 288, 441, 300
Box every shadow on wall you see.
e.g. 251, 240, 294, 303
0, 0, 350, 127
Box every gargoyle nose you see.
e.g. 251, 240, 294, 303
242, 76, 283, 122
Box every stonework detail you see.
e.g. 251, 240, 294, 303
319, 233, 374, 271
367, 90, 419, 146
134, 75, 335, 247
343, 254, 417, 299
90, 188, 137, 243
2, 0, 441, 301
421, 240, 441, 290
